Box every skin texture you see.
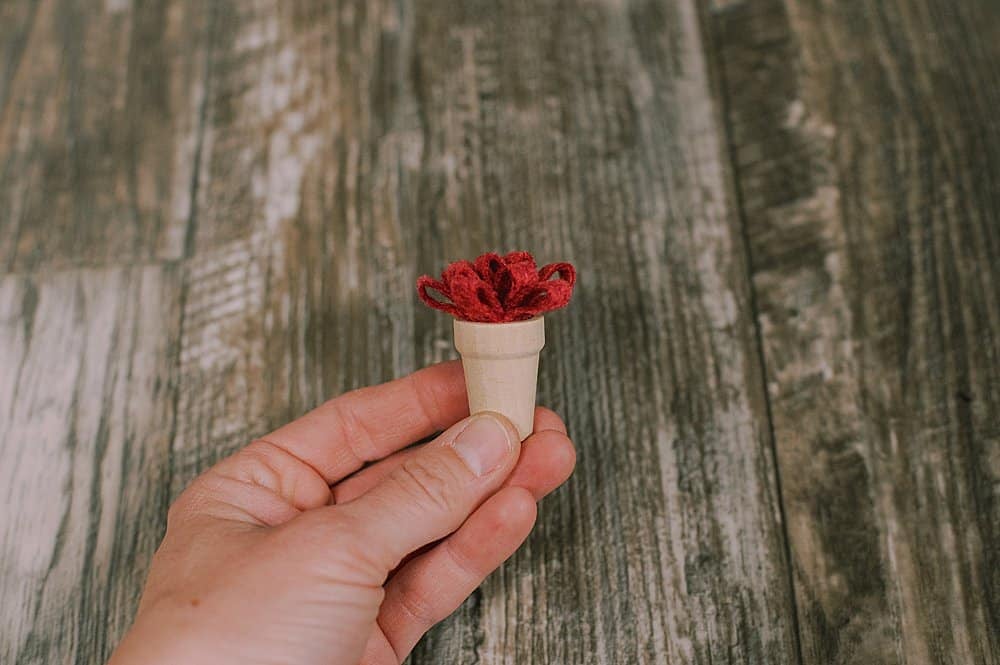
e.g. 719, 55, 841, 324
108, 361, 576, 665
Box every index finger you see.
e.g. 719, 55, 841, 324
260, 360, 468, 484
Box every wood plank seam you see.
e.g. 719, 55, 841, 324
698, 5, 806, 665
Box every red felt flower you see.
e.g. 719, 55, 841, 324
417, 251, 576, 322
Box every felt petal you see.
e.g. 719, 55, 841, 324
442, 262, 504, 322
503, 255, 541, 308
538, 262, 576, 287
502, 251, 536, 266
416, 276, 462, 317
473, 252, 505, 287
508, 278, 573, 320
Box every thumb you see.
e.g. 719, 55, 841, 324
338, 412, 521, 572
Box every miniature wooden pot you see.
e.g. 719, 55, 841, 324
453, 316, 545, 441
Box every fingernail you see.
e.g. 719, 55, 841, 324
452, 414, 514, 476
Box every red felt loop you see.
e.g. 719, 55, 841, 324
473, 252, 505, 285
417, 252, 576, 322
538, 261, 576, 287
502, 253, 541, 306
416, 276, 462, 318
445, 265, 504, 322
508, 277, 573, 320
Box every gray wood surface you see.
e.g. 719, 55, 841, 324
708, 0, 1000, 662
0, 1, 996, 664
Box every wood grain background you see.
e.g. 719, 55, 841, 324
1, 1, 997, 663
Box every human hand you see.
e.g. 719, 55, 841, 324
108, 361, 575, 665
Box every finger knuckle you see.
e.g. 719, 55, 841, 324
231, 442, 284, 490
393, 576, 440, 628
165, 499, 185, 526
330, 398, 379, 464
395, 456, 460, 515
165, 484, 201, 525
441, 538, 483, 582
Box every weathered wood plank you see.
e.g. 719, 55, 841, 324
405, 1, 802, 661
707, 0, 1000, 662
169, 0, 428, 493
169, 0, 800, 663
0, 0, 212, 271
0, 266, 181, 664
